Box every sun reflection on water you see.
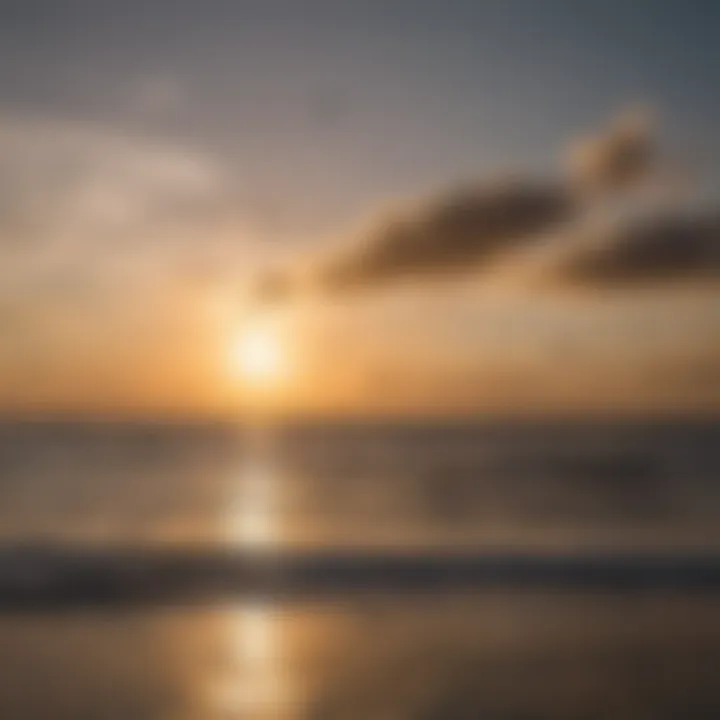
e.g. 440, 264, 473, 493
213, 427, 291, 718
210, 603, 291, 719
225, 452, 281, 549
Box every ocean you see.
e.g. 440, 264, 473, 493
0, 418, 719, 718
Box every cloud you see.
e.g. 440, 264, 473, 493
252, 107, 718, 302
0, 115, 224, 253
317, 182, 573, 291
0, 114, 244, 360
565, 107, 657, 192
555, 212, 720, 285
251, 181, 574, 301
250, 268, 299, 305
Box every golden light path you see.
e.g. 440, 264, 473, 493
225, 315, 289, 548
213, 318, 293, 718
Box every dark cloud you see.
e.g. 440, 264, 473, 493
566, 108, 656, 192
251, 108, 718, 303
317, 181, 574, 291
558, 213, 720, 285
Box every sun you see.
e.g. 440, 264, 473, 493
231, 321, 286, 387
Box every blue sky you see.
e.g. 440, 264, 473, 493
2, 0, 718, 240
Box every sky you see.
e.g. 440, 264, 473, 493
0, 0, 719, 417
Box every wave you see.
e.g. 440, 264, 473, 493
0, 544, 719, 612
